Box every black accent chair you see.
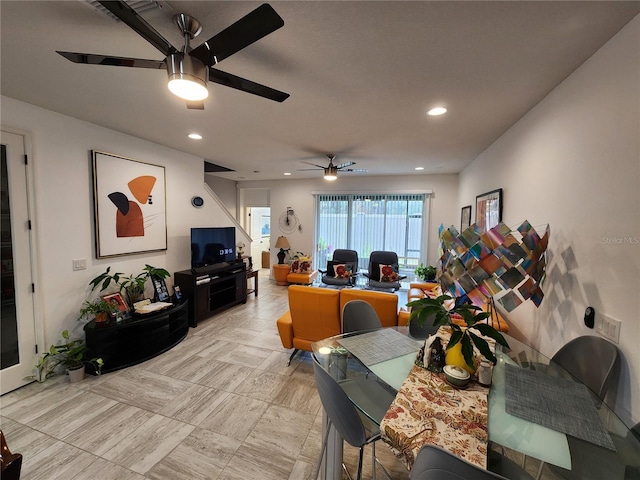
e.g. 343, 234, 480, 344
363, 251, 406, 291
320, 249, 359, 288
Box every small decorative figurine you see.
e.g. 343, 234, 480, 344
427, 337, 445, 373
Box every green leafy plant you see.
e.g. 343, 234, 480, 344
415, 263, 437, 281
408, 294, 509, 369
29, 330, 104, 381
78, 298, 118, 322
89, 264, 170, 305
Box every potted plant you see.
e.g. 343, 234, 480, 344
415, 263, 437, 282
78, 298, 118, 323
408, 294, 509, 371
31, 330, 104, 383
89, 264, 171, 306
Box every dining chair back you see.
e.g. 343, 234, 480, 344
552, 335, 620, 402
312, 356, 392, 480
321, 249, 359, 288
342, 300, 382, 333
409, 445, 510, 480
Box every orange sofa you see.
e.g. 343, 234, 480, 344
398, 282, 509, 332
276, 285, 404, 364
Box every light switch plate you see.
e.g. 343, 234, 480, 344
72, 258, 87, 271
595, 312, 621, 344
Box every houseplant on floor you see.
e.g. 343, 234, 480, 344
32, 330, 104, 383
408, 294, 509, 372
89, 264, 171, 307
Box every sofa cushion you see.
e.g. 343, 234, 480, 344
289, 286, 341, 350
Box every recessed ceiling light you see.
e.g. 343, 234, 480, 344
415, 167, 424, 171
427, 107, 447, 116
188, 133, 202, 140
284, 172, 292, 176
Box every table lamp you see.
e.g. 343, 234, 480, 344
275, 236, 291, 264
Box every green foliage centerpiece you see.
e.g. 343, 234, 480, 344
408, 294, 509, 370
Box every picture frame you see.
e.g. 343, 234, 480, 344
92, 151, 167, 258
461, 205, 472, 231
152, 275, 170, 302
476, 188, 503, 231
102, 292, 129, 318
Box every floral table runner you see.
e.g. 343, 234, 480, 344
380, 328, 491, 470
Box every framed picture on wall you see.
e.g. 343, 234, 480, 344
92, 151, 167, 258
461, 205, 472, 231
476, 188, 503, 231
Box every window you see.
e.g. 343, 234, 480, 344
315, 193, 428, 274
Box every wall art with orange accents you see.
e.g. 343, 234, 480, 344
92, 151, 167, 258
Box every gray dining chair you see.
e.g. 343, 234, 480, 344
551, 335, 621, 403
342, 300, 382, 333
409, 445, 513, 480
312, 355, 393, 480
529, 335, 621, 480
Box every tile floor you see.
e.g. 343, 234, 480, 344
0, 271, 412, 480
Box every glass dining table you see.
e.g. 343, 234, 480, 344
311, 327, 640, 480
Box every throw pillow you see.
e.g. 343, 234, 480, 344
290, 260, 300, 273
299, 259, 311, 273
379, 263, 399, 283
333, 263, 353, 279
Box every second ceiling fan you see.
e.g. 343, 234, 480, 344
299, 154, 367, 181
56, 1, 289, 109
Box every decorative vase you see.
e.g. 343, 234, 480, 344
95, 312, 108, 323
445, 341, 476, 374
67, 365, 85, 383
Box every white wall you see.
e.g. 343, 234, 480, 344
204, 174, 237, 217
1, 96, 237, 347
238, 174, 459, 269
459, 16, 640, 425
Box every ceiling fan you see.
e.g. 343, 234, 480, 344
298, 154, 368, 181
56, 1, 289, 109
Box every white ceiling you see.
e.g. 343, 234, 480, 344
2, 1, 639, 181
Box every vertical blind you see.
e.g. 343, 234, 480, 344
314, 193, 428, 272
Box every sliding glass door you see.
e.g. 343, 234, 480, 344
315, 193, 428, 274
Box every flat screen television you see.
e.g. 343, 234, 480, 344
191, 227, 236, 269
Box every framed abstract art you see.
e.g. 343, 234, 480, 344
475, 188, 503, 232
92, 151, 167, 258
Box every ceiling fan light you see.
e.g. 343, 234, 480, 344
167, 53, 208, 101
324, 166, 338, 181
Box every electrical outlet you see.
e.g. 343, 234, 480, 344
72, 258, 87, 271
595, 312, 621, 344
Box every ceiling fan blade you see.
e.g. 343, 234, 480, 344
97, 0, 177, 56
336, 161, 356, 169
208, 68, 289, 102
186, 101, 205, 110
301, 161, 325, 169
56, 51, 165, 69
343, 169, 368, 173
190, 3, 284, 67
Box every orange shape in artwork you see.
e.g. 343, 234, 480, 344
128, 176, 156, 204
116, 201, 144, 237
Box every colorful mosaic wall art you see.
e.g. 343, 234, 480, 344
437, 221, 550, 312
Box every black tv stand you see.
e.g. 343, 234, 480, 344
175, 261, 247, 327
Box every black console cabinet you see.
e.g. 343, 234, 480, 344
174, 261, 247, 327
84, 300, 189, 374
